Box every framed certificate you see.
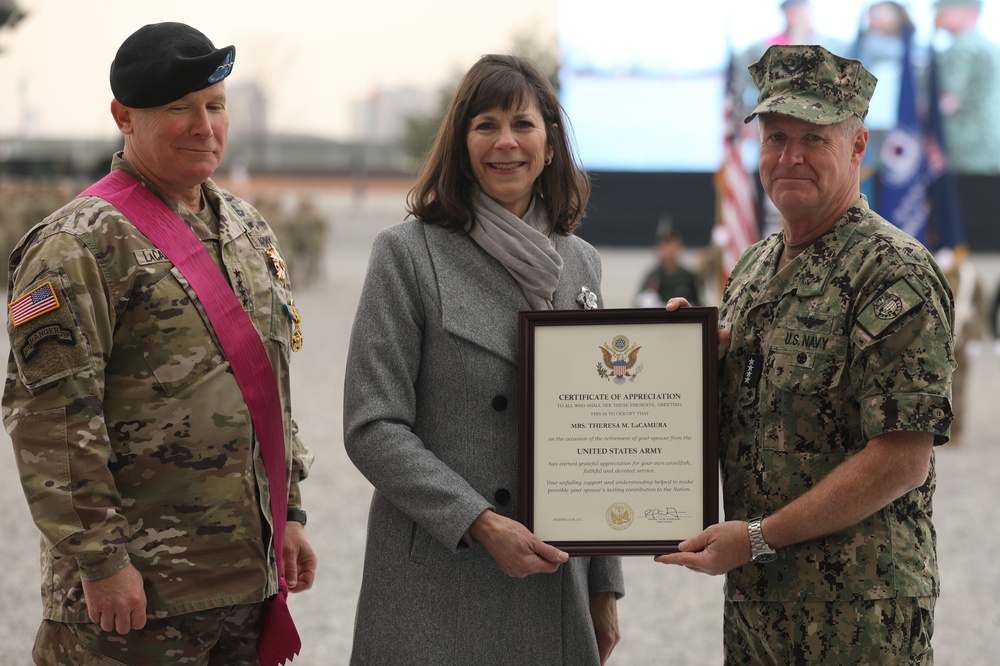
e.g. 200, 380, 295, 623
517, 307, 719, 555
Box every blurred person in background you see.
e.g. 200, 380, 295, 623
934, 0, 1000, 173
854, 1, 923, 162
634, 224, 702, 307
737, 0, 849, 120
3, 22, 315, 665
657, 45, 955, 664
343, 54, 623, 665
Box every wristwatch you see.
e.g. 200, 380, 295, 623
748, 517, 776, 563
287, 508, 308, 526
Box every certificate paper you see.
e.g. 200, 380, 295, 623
518, 307, 719, 555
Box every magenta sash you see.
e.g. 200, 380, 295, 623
79, 170, 300, 665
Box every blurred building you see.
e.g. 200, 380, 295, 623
228, 80, 270, 140
349, 86, 437, 143
0, 135, 412, 181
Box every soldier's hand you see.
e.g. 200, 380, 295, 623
284, 522, 318, 592
664, 297, 692, 312
665, 298, 731, 360
82, 564, 147, 634
652, 521, 752, 576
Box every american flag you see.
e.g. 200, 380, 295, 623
714, 53, 759, 282
9, 281, 60, 326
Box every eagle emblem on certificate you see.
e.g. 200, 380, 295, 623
606, 502, 634, 531
598, 334, 642, 385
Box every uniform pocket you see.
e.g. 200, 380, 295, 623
125, 268, 223, 396
768, 346, 845, 394
762, 337, 848, 454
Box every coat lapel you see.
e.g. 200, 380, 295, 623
424, 226, 601, 365
425, 225, 527, 365
551, 234, 601, 311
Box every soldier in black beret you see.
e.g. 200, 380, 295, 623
4, 22, 317, 665
107, 22, 237, 212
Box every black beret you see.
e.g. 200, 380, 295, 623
110, 22, 235, 108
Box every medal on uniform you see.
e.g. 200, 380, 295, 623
265, 245, 287, 283
285, 302, 304, 352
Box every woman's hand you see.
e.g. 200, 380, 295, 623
469, 510, 569, 578
590, 591, 621, 665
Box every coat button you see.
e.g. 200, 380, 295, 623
491, 395, 508, 411
494, 489, 511, 506
797, 352, 808, 364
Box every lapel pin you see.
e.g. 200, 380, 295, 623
577, 286, 598, 310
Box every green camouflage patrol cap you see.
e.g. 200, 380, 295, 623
744, 45, 877, 125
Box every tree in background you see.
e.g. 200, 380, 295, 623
0, 0, 26, 49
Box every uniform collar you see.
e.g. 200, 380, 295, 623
748, 196, 868, 304
110, 152, 251, 244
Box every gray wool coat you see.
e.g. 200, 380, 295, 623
344, 219, 625, 665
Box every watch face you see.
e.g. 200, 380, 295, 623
753, 552, 777, 563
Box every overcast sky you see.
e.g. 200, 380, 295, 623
2, 0, 999, 142
0, 0, 558, 140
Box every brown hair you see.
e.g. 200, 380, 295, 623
406, 54, 590, 235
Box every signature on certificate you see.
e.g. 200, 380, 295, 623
643, 507, 684, 522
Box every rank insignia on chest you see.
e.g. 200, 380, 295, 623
265, 245, 287, 282
742, 352, 763, 389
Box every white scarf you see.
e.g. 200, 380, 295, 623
466, 187, 563, 310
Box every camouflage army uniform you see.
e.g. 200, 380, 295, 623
719, 196, 955, 662
2, 154, 312, 624
937, 29, 1000, 174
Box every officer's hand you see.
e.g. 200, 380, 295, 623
653, 521, 752, 576
284, 522, 318, 593
82, 564, 147, 634
665, 298, 731, 360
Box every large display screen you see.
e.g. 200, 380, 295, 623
558, 0, 998, 172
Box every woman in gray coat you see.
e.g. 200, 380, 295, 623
343, 55, 625, 665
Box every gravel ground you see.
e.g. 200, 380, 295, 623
1, 186, 997, 665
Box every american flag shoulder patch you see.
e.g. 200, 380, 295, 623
9, 281, 61, 327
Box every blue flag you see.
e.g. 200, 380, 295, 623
878, 24, 929, 244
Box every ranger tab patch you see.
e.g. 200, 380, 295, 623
9, 281, 60, 327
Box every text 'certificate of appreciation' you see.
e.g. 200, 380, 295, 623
518, 307, 719, 555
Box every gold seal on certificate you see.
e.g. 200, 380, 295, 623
517, 307, 720, 556
606, 502, 634, 531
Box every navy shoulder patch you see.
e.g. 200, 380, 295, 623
857, 277, 925, 339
